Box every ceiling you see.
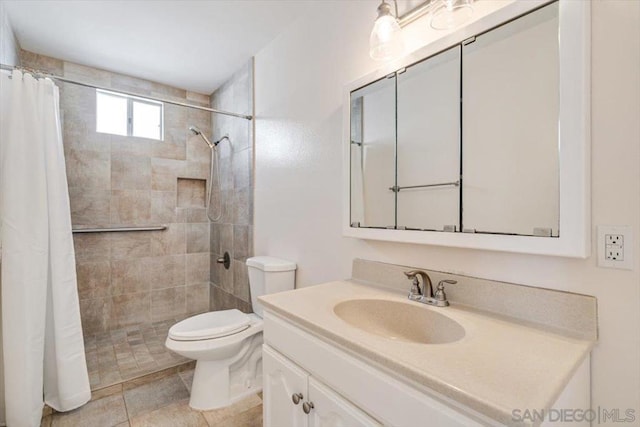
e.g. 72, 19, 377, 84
4, 0, 314, 94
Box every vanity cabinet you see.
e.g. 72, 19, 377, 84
263, 345, 380, 427
263, 312, 489, 427
263, 309, 590, 427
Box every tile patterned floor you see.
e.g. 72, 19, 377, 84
41, 368, 263, 427
84, 318, 190, 390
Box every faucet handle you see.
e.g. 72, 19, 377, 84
434, 279, 456, 304
438, 279, 457, 287
404, 270, 423, 296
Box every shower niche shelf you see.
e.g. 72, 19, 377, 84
177, 178, 207, 208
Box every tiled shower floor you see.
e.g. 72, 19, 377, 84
84, 318, 190, 390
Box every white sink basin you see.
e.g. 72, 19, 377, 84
333, 299, 465, 344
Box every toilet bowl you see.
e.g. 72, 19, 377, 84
165, 256, 296, 410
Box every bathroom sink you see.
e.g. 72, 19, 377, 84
333, 299, 465, 344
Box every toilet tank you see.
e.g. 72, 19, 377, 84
246, 256, 296, 318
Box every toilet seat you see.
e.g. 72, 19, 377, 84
169, 309, 251, 341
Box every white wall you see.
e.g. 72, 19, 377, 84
254, 0, 639, 419
0, 1, 19, 67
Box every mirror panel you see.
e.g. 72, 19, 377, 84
462, 2, 560, 236
350, 76, 396, 229
343, 0, 590, 257
396, 46, 461, 231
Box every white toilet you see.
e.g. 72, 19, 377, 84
165, 256, 296, 410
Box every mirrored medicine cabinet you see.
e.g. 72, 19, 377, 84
343, 0, 591, 257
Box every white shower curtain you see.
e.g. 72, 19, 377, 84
0, 70, 90, 426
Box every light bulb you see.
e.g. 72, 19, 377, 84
369, 2, 404, 61
431, 0, 474, 30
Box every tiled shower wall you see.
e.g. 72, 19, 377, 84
209, 60, 254, 312
20, 50, 212, 335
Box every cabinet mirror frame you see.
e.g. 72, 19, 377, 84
342, 0, 590, 258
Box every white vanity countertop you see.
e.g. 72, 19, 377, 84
259, 280, 595, 426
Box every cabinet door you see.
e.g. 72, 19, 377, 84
263, 345, 309, 427
307, 377, 381, 427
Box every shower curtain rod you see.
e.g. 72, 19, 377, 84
0, 63, 253, 121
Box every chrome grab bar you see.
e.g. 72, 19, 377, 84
389, 180, 460, 193
72, 225, 167, 233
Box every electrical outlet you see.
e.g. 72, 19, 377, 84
598, 226, 633, 269
605, 234, 624, 261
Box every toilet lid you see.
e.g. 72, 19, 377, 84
168, 310, 251, 341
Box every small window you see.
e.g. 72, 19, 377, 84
96, 90, 163, 140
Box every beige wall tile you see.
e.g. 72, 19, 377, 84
150, 191, 177, 223
163, 104, 188, 130
151, 288, 186, 322
63, 61, 112, 86
182, 161, 210, 180
110, 190, 151, 224
151, 138, 186, 161
110, 232, 152, 260
176, 207, 209, 223
63, 128, 110, 153
80, 297, 114, 335
219, 224, 233, 256
111, 135, 151, 157
151, 158, 184, 192
110, 74, 187, 101
207, 60, 255, 314
20, 49, 63, 74
232, 148, 251, 190
218, 264, 234, 295
187, 135, 210, 163
111, 154, 151, 190
77, 261, 111, 300
232, 187, 251, 225
186, 284, 210, 315
73, 233, 111, 262
68, 188, 111, 226
110, 259, 148, 295
232, 260, 250, 302
65, 148, 111, 190
220, 189, 234, 223
232, 225, 249, 261
186, 91, 210, 106
150, 223, 185, 256
144, 255, 186, 290
186, 223, 209, 253
112, 293, 151, 328
186, 253, 210, 284
60, 84, 96, 121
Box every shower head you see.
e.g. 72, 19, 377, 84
189, 125, 214, 149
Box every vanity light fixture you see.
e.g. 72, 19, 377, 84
430, 0, 474, 30
369, 0, 474, 61
369, 0, 405, 61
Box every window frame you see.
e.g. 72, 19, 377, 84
96, 89, 164, 141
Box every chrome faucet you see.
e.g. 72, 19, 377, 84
404, 270, 456, 307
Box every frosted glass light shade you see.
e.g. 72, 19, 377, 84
370, 11, 404, 61
431, 0, 474, 30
